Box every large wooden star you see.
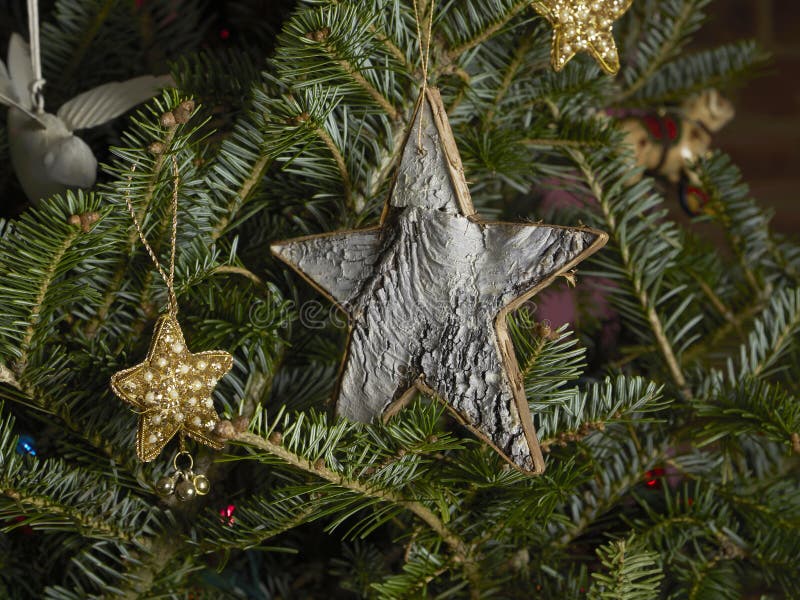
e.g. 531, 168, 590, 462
110, 315, 232, 461
532, 0, 632, 75
271, 89, 607, 474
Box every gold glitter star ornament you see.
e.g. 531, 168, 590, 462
111, 315, 232, 461
532, 0, 633, 75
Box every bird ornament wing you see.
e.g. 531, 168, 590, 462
58, 75, 173, 132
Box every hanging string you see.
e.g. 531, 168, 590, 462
124, 156, 180, 316
412, 0, 436, 150
26, 0, 45, 113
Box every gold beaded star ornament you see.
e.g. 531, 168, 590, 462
110, 156, 232, 463
111, 314, 232, 461
532, 0, 633, 75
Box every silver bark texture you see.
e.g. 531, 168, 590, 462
272, 89, 607, 473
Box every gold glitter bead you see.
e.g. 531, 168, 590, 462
175, 478, 196, 502
194, 474, 211, 496
155, 475, 175, 496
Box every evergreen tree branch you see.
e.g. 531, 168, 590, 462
618, 0, 709, 102
683, 300, 764, 363
589, 535, 664, 600
727, 287, 800, 381
326, 47, 402, 120
567, 149, 689, 392
445, 0, 530, 60
16, 230, 80, 375
235, 431, 472, 563
0, 407, 161, 546
86, 126, 178, 337
53, 0, 116, 89
210, 155, 272, 241
484, 34, 534, 126
315, 123, 355, 211
0, 488, 139, 545
212, 265, 265, 288
553, 437, 669, 552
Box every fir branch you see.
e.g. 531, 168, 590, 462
629, 41, 769, 106
0, 407, 160, 545
210, 155, 272, 241
728, 287, 800, 381
235, 430, 472, 562
16, 229, 80, 375
484, 34, 534, 125
206, 81, 276, 241
589, 535, 664, 600
87, 107, 180, 336
618, 0, 710, 102
315, 123, 355, 211
694, 152, 789, 292
0, 192, 111, 374
536, 377, 667, 453
553, 439, 668, 550
276, 4, 404, 120
372, 545, 449, 599
445, 0, 530, 60
50, 0, 116, 90
566, 149, 690, 391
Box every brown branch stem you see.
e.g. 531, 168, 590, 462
235, 431, 474, 565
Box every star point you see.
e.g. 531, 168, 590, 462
272, 88, 607, 474
110, 315, 232, 462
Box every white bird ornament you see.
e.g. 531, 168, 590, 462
0, 33, 172, 203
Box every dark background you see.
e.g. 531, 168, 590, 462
700, 0, 800, 235
0, 0, 797, 235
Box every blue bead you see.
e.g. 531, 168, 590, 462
16, 435, 37, 456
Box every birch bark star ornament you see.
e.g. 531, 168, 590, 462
271, 89, 608, 474
532, 0, 633, 75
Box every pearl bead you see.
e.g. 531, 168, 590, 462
174, 412, 184, 422
191, 380, 202, 391
144, 371, 154, 382
152, 414, 162, 425
168, 388, 179, 400
148, 434, 157, 444
179, 364, 190, 374
204, 398, 214, 408
191, 416, 201, 426
145, 392, 155, 403
197, 361, 207, 371
187, 397, 198, 406
172, 342, 184, 353
157, 357, 168, 368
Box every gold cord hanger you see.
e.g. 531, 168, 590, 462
124, 156, 180, 316
412, 0, 436, 150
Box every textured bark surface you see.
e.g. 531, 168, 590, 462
272, 89, 607, 473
